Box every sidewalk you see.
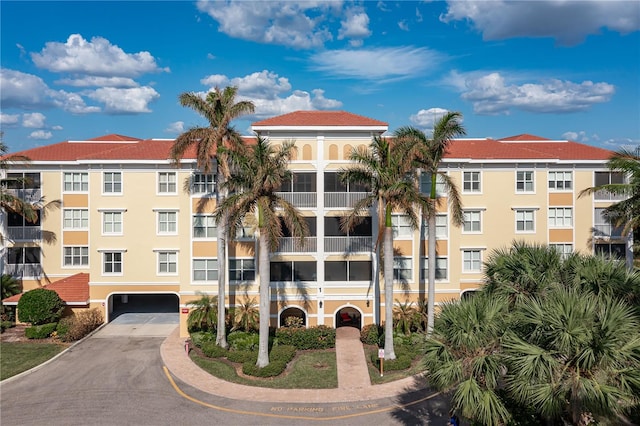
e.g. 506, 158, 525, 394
160, 326, 429, 403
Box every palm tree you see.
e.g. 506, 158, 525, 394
171, 86, 255, 349
214, 136, 308, 367
395, 112, 466, 334
340, 135, 428, 360
186, 293, 218, 332
231, 297, 259, 332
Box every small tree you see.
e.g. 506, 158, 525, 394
17, 288, 64, 325
187, 293, 218, 332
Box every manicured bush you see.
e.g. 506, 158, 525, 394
242, 359, 287, 377
17, 288, 64, 325
56, 317, 73, 338
200, 341, 228, 358
1, 320, 15, 332
271, 344, 297, 363
227, 331, 259, 351
226, 350, 257, 364
190, 331, 216, 348
360, 324, 383, 346
61, 308, 104, 342
369, 344, 417, 371
25, 322, 58, 339
275, 325, 335, 349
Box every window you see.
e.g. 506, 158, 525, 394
594, 208, 623, 238
516, 171, 534, 192
158, 172, 177, 193
421, 215, 448, 240
270, 261, 317, 281
419, 173, 446, 195
463, 210, 481, 233
325, 216, 372, 236
103, 211, 123, 234
64, 246, 88, 266
64, 172, 88, 192
550, 244, 573, 259
158, 211, 177, 234
103, 172, 122, 194
193, 259, 218, 281
594, 172, 625, 200
515, 210, 535, 232
595, 243, 625, 259
192, 173, 215, 194
420, 257, 448, 280
103, 252, 122, 274
393, 257, 412, 281
229, 258, 255, 281
6, 172, 40, 190
463, 250, 482, 272
548, 207, 573, 228
392, 215, 413, 238
158, 251, 177, 274
325, 261, 372, 281
324, 172, 367, 193
548, 171, 572, 190
193, 215, 216, 238
7, 247, 41, 276
280, 172, 317, 192
463, 171, 481, 193
63, 209, 88, 229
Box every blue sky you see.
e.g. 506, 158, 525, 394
1, 0, 639, 153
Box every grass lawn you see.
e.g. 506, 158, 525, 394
0, 342, 68, 381
190, 349, 338, 389
363, 346, 425, 385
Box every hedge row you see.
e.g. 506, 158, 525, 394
275, 325, 335, 349
241, 345, 296, 377
25, 322, 58, 339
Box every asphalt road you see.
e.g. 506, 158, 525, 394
1, 315, 451, 426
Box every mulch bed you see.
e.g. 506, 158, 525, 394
0, 325, 64, 344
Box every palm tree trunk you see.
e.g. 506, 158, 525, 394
215, 172, 228, 349
256, 231, 270, 368
427, 207, 436, 335
383, 225, 396, 360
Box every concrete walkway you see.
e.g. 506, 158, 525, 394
161, 326, 429, 403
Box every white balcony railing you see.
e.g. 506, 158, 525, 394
5, 263, 43, 278
324, 192, 368, 208
324, 236, 372, 253
594, 190, 627, 201
593, 224, 624, 239
275, 192, 317, 208
275, 237, 317, 253
3, 188, 42, 203
7, 226, 41, 241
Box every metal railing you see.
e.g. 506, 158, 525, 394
593, 224, 624, 239
275, 237, 317, 253
7, 226, 41, 241
324, 236, 372, 253
3, 188, 42, 203
275, 192, 317, 208
324, 192, 368, 208
594, 190, 627, 201
5, 263, 43, 278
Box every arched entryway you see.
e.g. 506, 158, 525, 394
335, 306, 362, 329
461, 289, 478, 301
279, 306, 307, 328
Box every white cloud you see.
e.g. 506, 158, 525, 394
31, 34, 168, 77
311, 46, 444, 82
165, 121, 185, 134
55, 76, 139, 88
441, 0, 640, 45
87, 86, 160, 114
377, 1, 390, 13
28, 130, 52, 140
449, 71, 615, 114
207, 53, 216, 60
228, 70, 292, 99
409, 108, 452, 129
338, 7, 372, 45
310, 89, 342, 109
398, 20, 409, 32
196, 0, 339, 49
0, 113, 20, 125
52, 125, 63, 130
22, 112, 46, 128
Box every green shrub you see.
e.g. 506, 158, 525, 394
242, 359, 287, 377
270, 344, 297, 363
1, 320, 15, 332
226, 349, 256, 364
25, 322, 58, 339
360, 324, 383, 346
190, 331, 216, 348
275, 326, 335, 349
227, 331, 259, 351
56, 317, 73, 338
17, 288, 65, 325
62, 308, 104, 342
369, 344, 417, 371
200, 341, 228, 358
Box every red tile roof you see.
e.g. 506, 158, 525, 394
253, 110, 388, 127
445, 138, 611, 160
2, 273, 90, 305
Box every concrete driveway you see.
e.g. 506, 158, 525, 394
93, 312, 179, 337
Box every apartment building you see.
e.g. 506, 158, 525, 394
2, 111, 631, 337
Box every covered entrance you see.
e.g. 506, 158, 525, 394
336, 306, 361, 329
108, 293, 179, 321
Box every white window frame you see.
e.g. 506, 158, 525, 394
463, 210, 482, 233
192, 258, 218, 282
63, 209, 88, 230
419, 173, 446, 196
193, 214, 217, 239
63, 246, 89, 267
229, 258, 256, 281
391, 214, 413, 239
420, 257, 448, 281
157, 171, 177, 194
393, 256, 413, 282
462, 249, 482, 273
102, 251, 124, 275
516, 170, 535, 193
63, 172, 88, 192
103, 172, 122, 195
157, 251, 178, 275
462, 171, 481, 193
514, 209, 535, 233
420, 214, 448, 240
548, 207, 573, 228
548, 171, 573, 191
191, 173, 215, 194
102, 211, 123, 235
156, 210, 178, 235
550, 243, 573, 259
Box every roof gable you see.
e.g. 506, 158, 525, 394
252, 110, 387, 127
2, 273, 90, 305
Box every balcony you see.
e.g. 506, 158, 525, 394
7, 226, 41, 241
594, 190, 627, 201
593, 224, 624, 240
324, 236, 373, 253
276, 237, 317, 253
3, 188, 42, 203
324, 192, 368, 208
275, 192, 317, 208
4, 263, 43, 278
